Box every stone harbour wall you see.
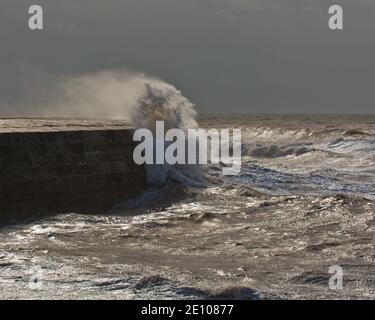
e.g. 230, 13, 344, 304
0, 129, 147, 225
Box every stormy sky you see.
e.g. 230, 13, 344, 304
0, 0, 374, 114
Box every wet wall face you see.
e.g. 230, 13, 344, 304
0, 0, 374, 114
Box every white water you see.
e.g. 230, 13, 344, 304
128, 79, 206, 187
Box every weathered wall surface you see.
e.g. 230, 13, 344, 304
0, 129, 147, 225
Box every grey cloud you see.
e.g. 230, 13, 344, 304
0, 0, 374, 114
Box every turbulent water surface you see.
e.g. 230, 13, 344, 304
1, 114, 375, 299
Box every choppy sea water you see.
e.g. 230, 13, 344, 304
0, 114, 374, 299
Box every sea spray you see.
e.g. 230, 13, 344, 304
130, 81, 206, 186
7, 68, 223, 186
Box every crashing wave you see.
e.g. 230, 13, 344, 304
242, 144, 311, 158
130, 80, 206, 187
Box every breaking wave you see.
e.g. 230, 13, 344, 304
326, 137, 375, 156
129, 79, 206, 187
242, 144, 312, 158
130, 81, 198, 132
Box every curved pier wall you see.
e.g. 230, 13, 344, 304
0, 129, 147, 225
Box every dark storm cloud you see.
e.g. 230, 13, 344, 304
0, 0, 374, 114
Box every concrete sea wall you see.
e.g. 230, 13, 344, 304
0, 129, 147, 225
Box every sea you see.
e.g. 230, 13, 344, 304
0, 82, 374, 299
